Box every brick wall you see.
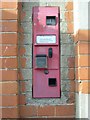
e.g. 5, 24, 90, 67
75, 30, 89, 93
0, 1, 19, 118
1, 1, 90, 119
74, 1, 89, 118
0, 0, 76, 119
75, 30, 89, 118
18, 1, 75, 118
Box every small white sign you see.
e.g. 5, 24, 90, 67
36, 35, 56, 44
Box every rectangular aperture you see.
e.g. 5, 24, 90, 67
48, 78, 57, 87
46, 16, 56, 25
36, 54, 47, 68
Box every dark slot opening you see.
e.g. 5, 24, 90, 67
36, 54, 46, 57
46, 16, 56, 25
48, 78, 57, 87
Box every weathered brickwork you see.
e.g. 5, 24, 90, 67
0, 0, 90, 119
0, 1, 19, 118
18, 1, 75, 118
0, 0, 76, 118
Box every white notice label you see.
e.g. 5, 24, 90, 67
36, 35, 56, 44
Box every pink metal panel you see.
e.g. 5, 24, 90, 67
33, 46, 59, 69
32, 7, 61, 98
33, 70, 60, 98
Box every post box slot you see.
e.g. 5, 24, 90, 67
33, 7, 60, 98
48, 78, 57, 87
36, 54, 46, 57
36, 54, 47, 68
46, 16, 56, 25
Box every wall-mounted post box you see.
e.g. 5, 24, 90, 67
32, 7, 61, 98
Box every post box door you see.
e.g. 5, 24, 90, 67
32, 7, 61, 98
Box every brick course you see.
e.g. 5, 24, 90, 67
0, 46, 17, 56
1, 10, 18, 20
0, 95, 18, 106
0, 33, 18, 44
0, 70, 18, 81
20, 105, 75, 118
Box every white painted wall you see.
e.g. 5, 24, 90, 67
76, 93, 89, 118
78, 2, 88, 30
74, 0, 89, 33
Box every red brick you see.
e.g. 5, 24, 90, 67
56, 105, 75, 116
68, 68, 75, 80
1, 10, 18, 20
79, 56, 89, 67
0, 108, 2, 118
0, 82, 18, 94
65, 2, 73, 10
0, 46, 17, 56
0, 2, 18, 9
20, 57, 26, 68
19, 47, 26, 56
2, 107, 19, 118
0, 33, 18, 44
0, 58, 18, 68
0, 70, 18, 81
20, 81, 26, 93
18, 2, 22, 10
74, 30, 90, 42
88, 30, 90, 41
65, 11, 73, 22
70, 81, 75, 92
76, 55, 90, 67
20, 106, 37, 117
18, 70, 24, 80
1, 21, 17, 32
19, 94, 26, 105
76, 68, 90, 80
78, 42, 90, 54
68, 57, 75, 68
76, 81, 90, 94
68, 93, 75, 103
81, 82, 90, 94
78, 30, 89, 41
0, 95, 18, 106
20, 11, 26, 21
67, 23, 74, 34
38, 106, 55, 116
